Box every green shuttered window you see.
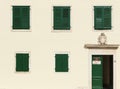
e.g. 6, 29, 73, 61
13, 6, 30, 29
94, 6, 111, 30
16, 53, 29, 72
55, 54, 69, 72
54, 6, 70, 30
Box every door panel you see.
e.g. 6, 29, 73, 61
92, 79, 103, 89
92, 55, 103, 89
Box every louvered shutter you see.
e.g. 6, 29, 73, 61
62, 8, 70, 30
22, 54, 29, 71
54, 6, 70, 30
62, 54, 68, 72
21, 7, 30, 29
103, 7, 111, 29
16, 54, 23, 71
55, 54, 63, 72
55, 54, 68, 72
92, 55, 103, 89
16, 53, 29, 72
94, 7, 103, 29
54, 7, 62, 29
13, 7, 22, 29
13, 6, 30, 29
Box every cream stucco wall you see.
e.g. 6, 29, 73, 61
0, 0, 120, 89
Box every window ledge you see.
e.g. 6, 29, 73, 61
11, 29, 31, 32
51, 29, 71, 33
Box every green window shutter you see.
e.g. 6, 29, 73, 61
55, 54, 68, 72
54, 7, 62, 30
54, 6, 70, 30
94, 7, 103, 30
16, 53, 29, 72
94, 6, 111, 30
92, 55, 103, 89
62, 8, 70, 30
21, 7, 30, 29
13, 6, 30, 29
16, 54, 23, 71
22, 54, 29, 71
62, 54, 68, 71
55, 54, 63, 71
13, 7, 22, 29
103, 7, 111, 29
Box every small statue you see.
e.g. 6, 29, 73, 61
98, 33, 107, 45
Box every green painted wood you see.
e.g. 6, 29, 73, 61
92, 79, 103, 89
16, 53, 29, 72
13, 7, 22, 29
55, 54, 63, 71
54, 6, 70, 30
94, 6, 111, 30
22, 54, 29, 71
94, 7, 103, 29
13, 6, 30, 29
16, 54, 23, 71
92, 55, 103, 89
21, 7, 30, 29
103, 7, 111, 29
61, 54, 68, 71
55, 54, 68, 72
54, 7, 62, 29
62, 8, 70, 30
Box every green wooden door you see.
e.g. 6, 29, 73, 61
92, 55, 103, 89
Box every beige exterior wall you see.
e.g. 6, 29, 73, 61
0, 0, 120, 89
